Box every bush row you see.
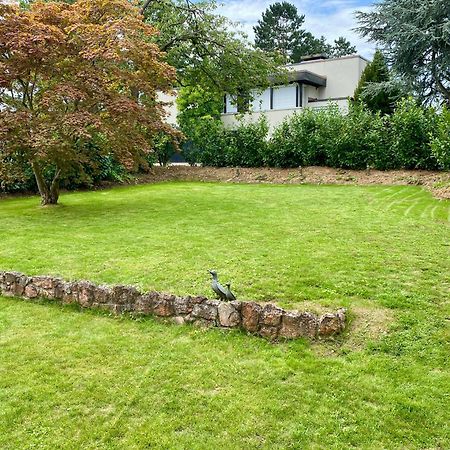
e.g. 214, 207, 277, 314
182, 98, 450, 171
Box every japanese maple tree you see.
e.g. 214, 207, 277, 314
0, 0, 177, 204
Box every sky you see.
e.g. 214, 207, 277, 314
217, 0, 376, 59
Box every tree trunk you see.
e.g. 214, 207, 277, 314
31, 161, 61, 206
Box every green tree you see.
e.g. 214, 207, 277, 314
353, 50, 402, 114
254, 3, 356, 63
142, 0, 282, 99
20, 0, 283, 104
254, 2, 306, 63
356, 0, 450, 105
331, 37, 357, 57
291, 33, 332, 62
0, 0, 177, 205
176, 86, 224, 164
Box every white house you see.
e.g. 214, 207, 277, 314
161, 54, 368, 130
222, 54, 368, 130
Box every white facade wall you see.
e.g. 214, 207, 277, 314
222, 55, 368, 131
159, 55, 368, 130
158, 91, 178, 126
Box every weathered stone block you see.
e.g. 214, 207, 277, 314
135, 292, 155, 314
172, 316, 185, 325
259, 325, 279, 340
241, 302, 262, 333
5, 271, 21, 284
218, 302, 241, 327
31, 276, 55, 291
13, 275, 29, 297
61, 282, 78, 304
191, 300, 219, 321
318, 313, 343, 337
93, 285, 112, 304
174, 296, 192, 315
77, 281, 96, 307
153, 293, 175, 317
173, 295, 206, 315
24, 284, 38, 298
279, 311, 318, 339
279, 312, 302, 339
112, 285, 141, 305
336, 308, 346, 330
260, 303, 283, 327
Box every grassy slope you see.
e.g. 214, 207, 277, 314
0, 182, 449, 449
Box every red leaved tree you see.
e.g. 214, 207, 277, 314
0, 0, 178, 205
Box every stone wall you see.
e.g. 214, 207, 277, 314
0, 271, 346, 340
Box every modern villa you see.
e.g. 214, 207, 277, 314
222, 54, 369, 130
162, 54, 369, 130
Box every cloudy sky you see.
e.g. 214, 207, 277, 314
217, 0, 376, 59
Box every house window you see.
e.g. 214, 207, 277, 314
236, 90, 250, 113
272, 85, 297, 110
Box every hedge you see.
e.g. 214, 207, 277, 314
184, 98, 449, 171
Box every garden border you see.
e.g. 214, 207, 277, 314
0, 271, 346, 340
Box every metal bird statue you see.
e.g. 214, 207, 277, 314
208, 270, 227, 301
225, 283, 236, 301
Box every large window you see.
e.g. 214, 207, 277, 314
224, 83, 303, 113
272, 84, 297, 110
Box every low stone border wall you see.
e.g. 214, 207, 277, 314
0, 271, 346, 340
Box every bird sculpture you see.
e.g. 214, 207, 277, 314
208, 270, 227, 301
225, 283, 236, 301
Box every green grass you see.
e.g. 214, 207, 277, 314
0, 182, 449, 448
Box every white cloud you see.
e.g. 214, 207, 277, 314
217, 0, 375, 59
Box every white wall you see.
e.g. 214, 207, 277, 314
158, 91, 178, 126
288, 55, 368, 103
221, 55, 367, 130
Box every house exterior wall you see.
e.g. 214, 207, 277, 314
221, 98, 349, 131
222, 55, 367, 131
158, 91, 178, 126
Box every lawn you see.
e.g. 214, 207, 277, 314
0, 182, 449, 449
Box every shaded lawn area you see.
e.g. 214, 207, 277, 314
0, 182, 449, 448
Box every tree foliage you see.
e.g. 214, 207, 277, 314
353, 49, 403, 114
331, 37, 357, 58
254, 1, 306, 63
0, 0, 178, 205
254, 2, 357, 63
142, 0, 282, 98
356, 0, 450, 105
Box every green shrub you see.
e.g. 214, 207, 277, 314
430, 107, 450, 170
327, 103, 389, 170
225, 117, 268, 167
194, 118, 230, 167
389, 97, 438, 170
184, 116, 268, 167
267, 106, 343, 168
151, 132, 177, 166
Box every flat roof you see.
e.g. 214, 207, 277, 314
286, 54, 370, 69
269, 69, 327, 87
